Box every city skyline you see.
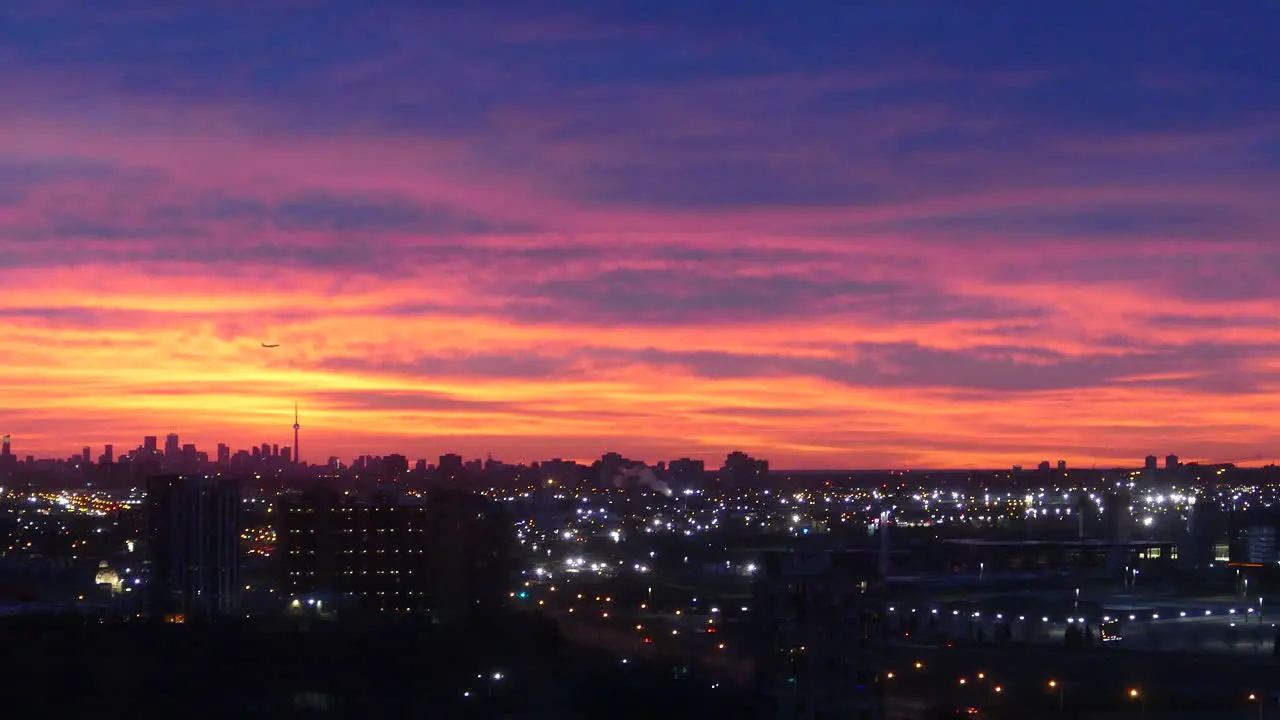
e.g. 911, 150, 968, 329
2, 3, 1280, 468
0, 425, 1264, 472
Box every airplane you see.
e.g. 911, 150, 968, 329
261, 343, 280, 348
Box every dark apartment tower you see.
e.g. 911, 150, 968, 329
144, 435, 158, 455
164, 433, 180, 459
1057, 460, 1067, 472
424, 489, 516, 624
752, 549, 885, 720
260, 443, 271, 460
0, 434, 11, 459
144, 475, 241, 618
272, 444, 279, 459
1103, 488, 1133, 573
217, 443, 230, 466
280, 446, 292, 464
276, 488, 514, 623
668, 458, 705, 488
1166, 454, 1180, 470
437, 453, 466, 485
1144, 455, 1158, 471
277, 488, 433, 613
82, 446, 91, 466
721, 451, 769, 489
103, 444, 114, 465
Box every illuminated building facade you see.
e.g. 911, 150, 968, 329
276, 488, 513, 622
277, 488, 433, 613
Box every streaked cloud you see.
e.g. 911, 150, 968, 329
0, 0, 1278, 467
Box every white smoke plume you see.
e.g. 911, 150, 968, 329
611, 463, 673, 496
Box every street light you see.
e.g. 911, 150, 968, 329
1048, 680, 1065, 714
1248, 693, 1263, 720
1128, 688, 1144, 720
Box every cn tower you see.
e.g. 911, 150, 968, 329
293, 402, 301, 465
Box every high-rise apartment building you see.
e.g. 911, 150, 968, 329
722, 451, 769, 488
276, 488, 513, 623
144, 475, 241, 618
164, 434, 180, 459
751, 549, 886, 720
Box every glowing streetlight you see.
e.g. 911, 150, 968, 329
1128, 688, 1145, 720
1048, 680, 1065, 713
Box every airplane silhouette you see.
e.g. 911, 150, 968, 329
261, 343, 280, 348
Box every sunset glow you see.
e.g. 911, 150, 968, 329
2, 2, 1279, 467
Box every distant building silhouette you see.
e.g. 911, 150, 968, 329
668, 458, 706, 488
722, 451, 769, 489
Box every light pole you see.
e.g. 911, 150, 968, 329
1129, 687, 1144, 720
1048, 679, 1065, 714
1249, 693, 1264, 720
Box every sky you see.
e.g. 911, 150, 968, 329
1, 1, 1279, 469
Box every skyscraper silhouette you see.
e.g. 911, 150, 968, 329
293, 402, 301, 466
